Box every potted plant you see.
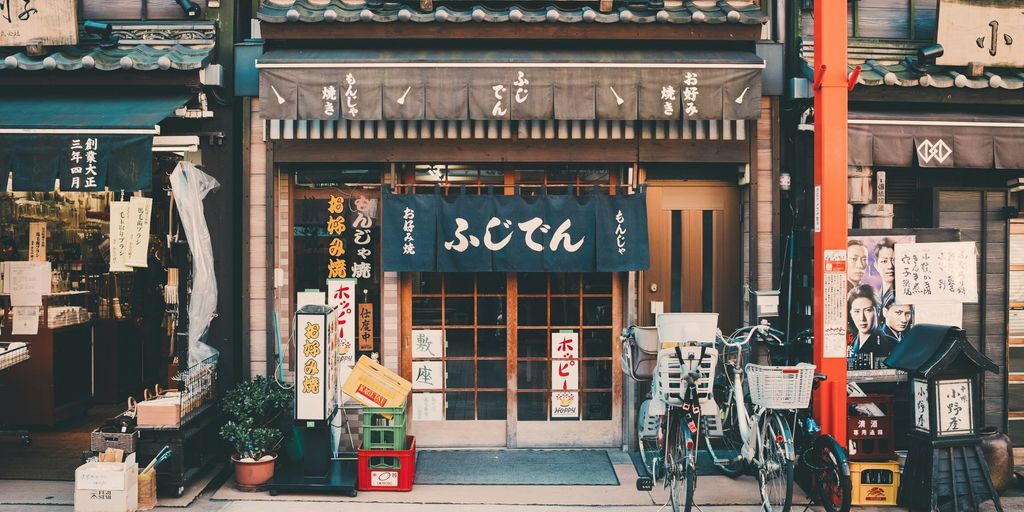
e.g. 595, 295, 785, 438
219, 376, 290, 489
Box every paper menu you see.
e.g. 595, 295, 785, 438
12, 306, 39, 335
125, 197, 153, 268
109, 201, 131, 272
5, 261, 50, 306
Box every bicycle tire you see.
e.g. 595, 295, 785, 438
705, 368, 745, 478
809, 434, 852, 512
758, 411, 794, 512
638, 399, 662, 480
666, 410, 696, 512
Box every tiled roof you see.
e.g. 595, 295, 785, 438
801, 40, 1024, 90
256, 0, 767, 25
0, 44, 212, 72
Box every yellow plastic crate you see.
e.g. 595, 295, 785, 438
342, 356, 411, 411
851, 460, 901, 506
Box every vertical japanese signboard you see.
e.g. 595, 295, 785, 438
126, 196, 152, 268
27, 222, 45, 262
109, 201, 131, 272
328, 278, 357, 368
551, 331, 579, 418
0, 0, 78, 48
822, 249, 847, 358
296, 312, 327, 421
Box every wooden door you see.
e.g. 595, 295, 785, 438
641, 182, 741, 333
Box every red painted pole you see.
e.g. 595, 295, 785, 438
812, 0, 848, 445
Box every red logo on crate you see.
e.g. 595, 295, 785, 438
865, 487, 887, 501
372, 470, 399, 487
356, 384, 388, 406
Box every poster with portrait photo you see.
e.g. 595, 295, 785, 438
846, 235, 915, 369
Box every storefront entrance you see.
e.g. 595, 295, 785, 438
404, 271, 621, 448
642, 181, 741, 332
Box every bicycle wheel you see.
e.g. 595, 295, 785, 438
705, 367, 745, 478
808, 434, 852, 512
757, 411, 794, 512
638, 399, 662, 480
666, 410, 696, 512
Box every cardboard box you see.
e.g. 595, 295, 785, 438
74, 453, 138, 512
342, 356, 411, 409
135, 393, 181, 428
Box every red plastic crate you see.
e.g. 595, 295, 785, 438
357, 435, 416, 492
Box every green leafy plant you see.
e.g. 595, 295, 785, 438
220, 376, 290, 460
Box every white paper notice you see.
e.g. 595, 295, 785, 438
895, 241, 978, 304
8, 261, 50, 306
27, 222, 46, 262
412, 392, 444, 421
551, 391, 580, 418
126, 197, 153, 268
411, 329, 444, 359
913, 303, 963, 328
109, 201, 131, 272
296, 291, 326, 309
822, 250, 847, 358
412, 361, 443, 390
12, 306, 39, 335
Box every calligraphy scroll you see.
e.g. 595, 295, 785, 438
0, 0, 78, 47
894, 241, 978, 304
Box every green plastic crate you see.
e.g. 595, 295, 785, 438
368, 455, 402, 469
361, 406, 407, 450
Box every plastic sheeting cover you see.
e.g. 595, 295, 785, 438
170, 161, 220, 367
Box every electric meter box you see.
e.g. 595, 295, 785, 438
294, 304, 339, 422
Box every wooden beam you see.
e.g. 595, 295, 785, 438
0, 71, 201, 88
270, 139, 751, 164
259, 22, 762, 41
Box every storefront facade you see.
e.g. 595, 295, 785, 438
787, 0, 1024, 445
241, 0, 782, 448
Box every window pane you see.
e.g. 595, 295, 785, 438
1010, 419, 1024, 448
445, 329, 474, 357
478, 360, 507, 389
582, 360, 613, 389
550, 273, 581, 294
478, 392, 507, 420
477, 273, 506, 294
446, 273, 475, 294
517, 361, 548, 390
518, 392, 547, 421
477, 297, 506, 326
478, 328, 507, 357
446, 391, 475, 420
518, 298, 548, 326
445, 360, 475, 389
413, 273, 443, 294
582, 273, 612, 294
582, 329, 613, 358
412, 297, 442, 326
583, 297, 612, 326
1010, 347, 1024, 374
551, 298, 580, 326
518, 273, 547, 294
517, 329, 547, 358
1009, 383, 1024, 412
583, 392, 612, 420
445, 297, 474, 325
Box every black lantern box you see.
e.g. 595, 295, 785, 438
884, 324, 1002, 512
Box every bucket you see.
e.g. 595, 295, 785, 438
137, 468, 157, 510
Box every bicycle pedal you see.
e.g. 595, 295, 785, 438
635, 476, 654, 491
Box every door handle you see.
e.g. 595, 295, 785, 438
649, 283, 658, 293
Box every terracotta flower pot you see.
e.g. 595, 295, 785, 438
232, 453, 277, 489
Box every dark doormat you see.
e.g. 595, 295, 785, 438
629, 449, 738, 478
415, 449, 620, 485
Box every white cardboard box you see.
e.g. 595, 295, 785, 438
74, 453, 138, 512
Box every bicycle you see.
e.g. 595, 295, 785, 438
766, 329, 853, 512
703, 320, 809, 512
622, 326, 716, 512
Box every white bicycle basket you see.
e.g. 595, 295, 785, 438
745, 363, 815, 409
653, 345, 718, 412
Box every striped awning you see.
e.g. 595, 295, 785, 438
258, 49, 764, 122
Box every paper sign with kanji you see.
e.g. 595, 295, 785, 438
412, 361, 443, 390
411, 329, 443, 359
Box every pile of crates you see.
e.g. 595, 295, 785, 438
357, 405, 416, 492
847, 394, 899, 506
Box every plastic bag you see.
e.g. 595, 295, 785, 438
170, 162, 220, 367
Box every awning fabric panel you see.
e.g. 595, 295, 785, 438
849, 111, 1024, 170
258, 50, 764, 121
0, 94, 192, 191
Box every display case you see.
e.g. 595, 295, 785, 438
0, 292, 94, 426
